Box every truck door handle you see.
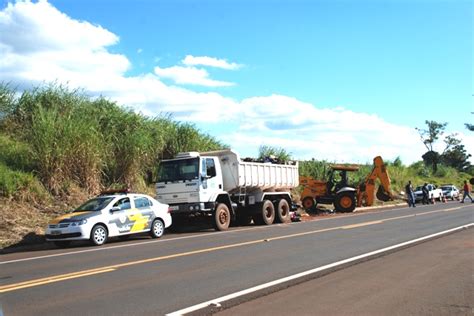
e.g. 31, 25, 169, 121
219, 184, 222, 189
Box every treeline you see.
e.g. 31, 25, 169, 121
0, 84, 225, 197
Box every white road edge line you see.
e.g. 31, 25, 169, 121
167, 223, 474, 316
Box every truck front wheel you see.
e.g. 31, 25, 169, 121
214, 203, 231, 231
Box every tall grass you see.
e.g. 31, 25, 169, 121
0, 84, 225, 196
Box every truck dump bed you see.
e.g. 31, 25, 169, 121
201, 149, 299, 193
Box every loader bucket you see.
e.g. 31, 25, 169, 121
376, 185, 392, 202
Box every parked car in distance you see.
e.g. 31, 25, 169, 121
440, 185, 460, 200
45, 189, 172, 247
414, 184, 443, 203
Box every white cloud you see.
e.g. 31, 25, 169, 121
154, 65, 234, 87
1, 0, 467, 165
183, 55, 242, 70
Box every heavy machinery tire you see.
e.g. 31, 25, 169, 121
90, 224, 108, 246
334, 192, 356, 213
259, 200, 275, 225
213, 203, 231, 231
302, 196, 316, 210
275, 199, 291, 223
150, 218, 165, 238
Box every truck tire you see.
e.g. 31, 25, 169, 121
302, 196, 315, 210
275, 199, 291, 223
214, 203, 231, 231
257, 200, 275, 225
334, 192, 356, 213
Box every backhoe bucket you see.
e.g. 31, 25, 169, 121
376, 185, 391, 202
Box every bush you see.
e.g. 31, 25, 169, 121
0, 162, 46, 200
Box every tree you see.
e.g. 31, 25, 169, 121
441, 144, 472, 172
416, 120, 447, 172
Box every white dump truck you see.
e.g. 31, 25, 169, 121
156, 149, 299, 230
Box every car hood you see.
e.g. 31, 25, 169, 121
49, 211, 96, 224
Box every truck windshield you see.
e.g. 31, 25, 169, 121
158, 158, 200, 182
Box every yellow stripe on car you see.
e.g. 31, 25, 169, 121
49, 211, 92, 224
128, 213, 150, 232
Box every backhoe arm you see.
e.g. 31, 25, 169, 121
357, 156, 393, 207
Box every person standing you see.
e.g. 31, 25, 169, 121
422, 183, 429, 205
405, 180, 416, 207
460, 180, 473, 203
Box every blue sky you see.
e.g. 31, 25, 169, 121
0, 0, 472, 163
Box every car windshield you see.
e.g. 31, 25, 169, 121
157, 158, 200, 182
441, 186, 452, 191
415, 186, 422, 191
74, 197, 114, 212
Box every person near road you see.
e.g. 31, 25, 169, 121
421, 183, 429, 205
460, 180, 473, 203
405, 180, 416, 207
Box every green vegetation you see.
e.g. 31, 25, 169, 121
0, 84, 225, 199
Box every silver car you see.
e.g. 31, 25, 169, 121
440, 185, 459, 201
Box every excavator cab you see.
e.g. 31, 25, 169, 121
300, 164, 359, 213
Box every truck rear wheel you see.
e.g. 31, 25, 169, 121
334, 192, 356, 213
257, 200, 275, 225
275, 199, 291, 223
214, 203, 231, 231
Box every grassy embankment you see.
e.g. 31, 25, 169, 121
0, 84, 471, 248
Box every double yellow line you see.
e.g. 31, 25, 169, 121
1, 205, 467, 293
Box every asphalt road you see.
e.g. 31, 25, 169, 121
217, 227, 474, 316
0, 202, 472, 315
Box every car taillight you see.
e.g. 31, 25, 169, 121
167, 207, 172, 213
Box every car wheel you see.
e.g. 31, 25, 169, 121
90, 224, 108, 246
150, 218, 165, 238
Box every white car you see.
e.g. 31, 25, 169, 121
440, 185, 460, 200
45, 190, 172, 247
414, 184, 443, 203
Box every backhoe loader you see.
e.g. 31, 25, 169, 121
356, 156, 393, 207
300, 156, 393, 212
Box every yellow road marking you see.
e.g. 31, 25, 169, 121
0, 268, 115, 293
1, 206, 470, 293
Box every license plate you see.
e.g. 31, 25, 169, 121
169, 205, 179, 211
51, 230, 61, 235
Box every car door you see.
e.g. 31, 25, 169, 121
108, 197, 137, 236
132, 196, 155, 232
200, 158, 222, 202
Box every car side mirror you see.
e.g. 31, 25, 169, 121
110, 206, 121, 212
